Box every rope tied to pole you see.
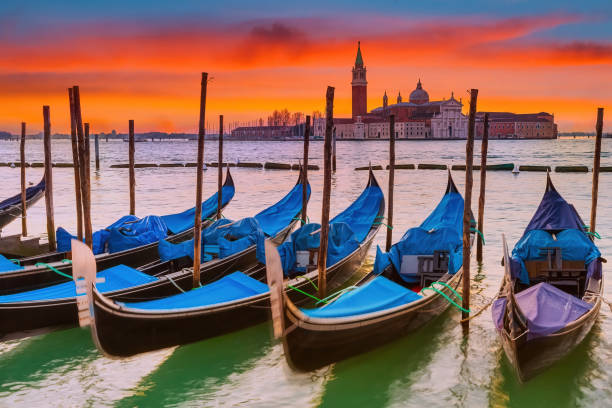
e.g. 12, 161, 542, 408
470, 227, 486, 245
287, 284, 328, 304
35, 262, 73, 280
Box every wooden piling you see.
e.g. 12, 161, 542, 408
217, 115, 223, 220
68, 88, 83, 240
128, 120, 136, 215
332, 127, 337, 172
42, 106, 56, 251
302, 115, 311, 225
590, 108, 604, 237
20, 122, 27, 237
386, 114, 395, 252
476, 113, 489, 263
192, 72, 208, 288
318, 86, 334, 298
73, 86, 93, 248
84, 123, 91, 182
94, 132, 100, 170
462, 89, 478, 331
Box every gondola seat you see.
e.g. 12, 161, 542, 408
301, 276, 422, 318
119, 271, 269, 310
0, 264, 158, 303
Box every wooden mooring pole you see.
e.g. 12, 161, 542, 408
73, 86, 92, 248
386, 114, 395, 252
462, 88, 478, 331
42, 106, 56, 251
20, 122, 27, 237
84, 123, 91, 183
332, 127, 337, 172
590, 108, 604, 237
68, 88, 83, 240
217, 115, 223, 220
94, 132, 100, 170
129, 120, 136, 216
476, 113, 489, 263
192, 72, 208, 288
318, 86, 335, 298
302, 115, 311, 225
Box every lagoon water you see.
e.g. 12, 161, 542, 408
0, 139, 611, 407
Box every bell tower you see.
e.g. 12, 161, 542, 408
351, 41, 367, 118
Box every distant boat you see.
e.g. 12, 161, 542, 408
512, 164, 520, 174
0, 177, 45, 229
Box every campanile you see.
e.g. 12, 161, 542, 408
351, 41, 367, 118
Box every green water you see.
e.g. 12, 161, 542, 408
1, 139, 611, 406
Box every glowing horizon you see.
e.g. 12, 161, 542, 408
0, 2, 610, 134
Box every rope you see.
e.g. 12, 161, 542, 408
373, 222, 393, 230
292, 216, 308, 224
287, 285, 327, 304
61, 259, 72, 264
421, 286, 470, 313
470, 227, 485, 245
429, 281, 463, 301
35, 262, 73, 280
166, 275, 186, 293
583, 225, 601, 239
299, 275, 318, 291
8, 259, 20, 265
315, 286, 358, 305
459, 296, 495, 323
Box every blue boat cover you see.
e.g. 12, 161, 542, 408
160, 184, 235, 235
0, 178, 45, 211
159, 218, 265, 262
272, 183, 383, 276
491, 282, 592, 339
302, 276, 422, 318
524, 184, 585, 234
120, 271, 269, 310
510, 228, 601, 284
55, 183, 235, 255
0, 254, 23, 273
0, 264, 158, 303
253, 183, 310, 237
373, 190, 464, 282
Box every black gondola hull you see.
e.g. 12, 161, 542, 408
282, 270, 462, 371
0, 178, 45, 229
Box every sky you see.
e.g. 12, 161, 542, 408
0, 0, 610, 134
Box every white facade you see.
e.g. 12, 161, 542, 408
430, 97, 467, 139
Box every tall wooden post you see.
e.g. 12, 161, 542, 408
94, 132, 100, 170
192, 72, 208, 288
302, 115, 311, 225
332, 127, 337, 172
42, 106, 56, 251
128, 120, 135, 215
462, 89, 478, 330
20, 122, 27, 237
68, 88, 83, 240
73, 86, 92, 248
386, 114, 395, 252
84, 123, 91, 183
476, 113, 489, 263
318, 86, 334, 298
590, 108, 604, 237
217, 115, 223, 220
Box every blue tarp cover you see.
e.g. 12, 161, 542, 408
0, 264, 158, 303
160, 184, 235, 234
159, 218, 265, 263
491, 282, 592, 339
253, 183, 310, 237
121, 271, 268, 310
273, 183, 383, 276
373, 190, 464, 281
0, 254, 23, 273
55, 183, 235, 255
301, 276, 422, 318
524, 184, 585, 233
510, 228, 601, 284
0, 178, 45, 210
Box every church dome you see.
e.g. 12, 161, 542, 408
409, 79, 429, 104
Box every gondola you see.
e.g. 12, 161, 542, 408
0, 172, 308, 341
0, 177, 45, 230
77, 169, 384, 357
270, 171, 474, 371
492, 173, 604, 382
0, 170, 236, 294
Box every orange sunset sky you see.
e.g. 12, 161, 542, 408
1, 1, 610, 134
